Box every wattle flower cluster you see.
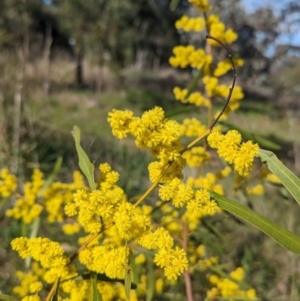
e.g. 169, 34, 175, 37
65, 163, 127, 233
207, 267, 257, 299
171, 1, 245, 123
169, 46, 212, 70
108, 106, 186, 183
175, 16, 205, 32
5, 168, 87, 225
66, 162, 188, 281
0, 168, 17, 198
189, 0, 212, 12
138, 227, 188, 280
6, 169, 44, 224
207, 130, 259, 176
180, 118, 207, 137
11, 237, 77, 284
173, 87, 210, 107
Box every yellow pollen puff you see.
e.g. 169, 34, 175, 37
21, 295, 41, 301
183, 147, 211, 168
188, 0, 212, 12
5, 168, 46, 224
62, 223, 81, 235
208, 22, 238, 46
29, 281, 43, 293
169, 46, 212, 70
246, 184, 264, 195
154, 246, 188, 280
107, 109, 134, 139
207, 267, 257, 299
173, 87, 210, 108
265, 173, 281, 184
206, 14, 219, 27
148, 157, 185, 184
113, 202, 151, 240
203, 76, 219, 97
79, 243, 129, 279
156, 278, 164, 294
134, 253, 146, 265
196, 245, 206, 257
189, 49, 212, 69
208, 130, 259, 176
0, 168, 17, 198
169, 45, 195, 68
181, 118, 207, 137
159, 178, 194, 207
175, 15, 205, 32
154, 227, 174, 249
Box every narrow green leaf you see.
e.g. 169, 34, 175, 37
165, 106, 195, 118
0, 294, 18, 301
258, 149, 300, 206
79, 272, 137, 289
49, 278, 60, 301
184, 69, 202, 100
25, 217, 41, 269
125, 266, 131, 299
91, 273, 103, 301
38, 156, 63, 197
72, 126, 95, 190
221, 121, 281, 150
146, 256, 155, 301
210, 191, 300, 254
170, 0, 180, 11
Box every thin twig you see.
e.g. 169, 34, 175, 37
45, 222, 114, 301
182, 222, 194, 301
205, 34, 236, 130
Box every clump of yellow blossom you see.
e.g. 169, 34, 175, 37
186, 172, 224, 195
246, 184, 264, 195
13, 270, 42, 298
62, 222, 81, 235
158, 177, 219, 230
137, 227, 188, 280
65, 164, 127, 233
11, 237, 77, 283
173, 87, 210, 107
264, 172, 281, 184
214, 59, 244, 77
108, 107, 186, 183
207, 267, 257, 300
113, 202, 151, 240
169, 46, 212, 70
188, 0, 212, 12
180, 118, 207, 137
0, 168, 17, 198
44, 170, 87, 223
175, 16, 205, 32
6, 169, 44, 224
183, 146, 211, 167
78, 241, 130, 279
207, 130, 259, 176
208, 21, 238, 46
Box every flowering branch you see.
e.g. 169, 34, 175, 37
205, 34, 236, 130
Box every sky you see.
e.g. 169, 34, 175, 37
242, 0, 300, 53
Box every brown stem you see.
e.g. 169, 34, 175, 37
45, 222, 114, 301
134, 161, 172, 207
205, 35, 236, 130
184, 271, 194, 301
182, 222, 194, 301
68, 222, 114, 265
